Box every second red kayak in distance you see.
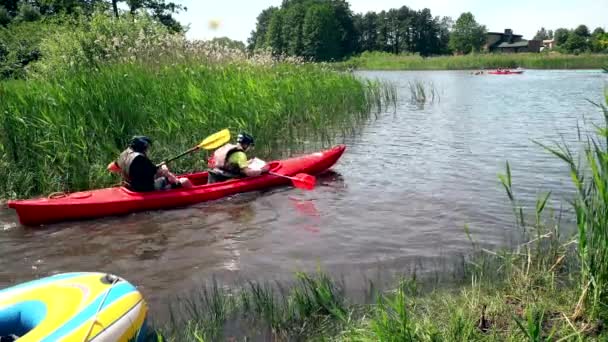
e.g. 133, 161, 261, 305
488, 69, 524, 75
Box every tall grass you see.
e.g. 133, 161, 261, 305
0, 61, 393, 198
343, 51, 608, 70
536, 97, 608, 319
155, 272, 350, 341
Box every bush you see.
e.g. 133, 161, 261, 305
16, 2, 41, 22
0, 6, 11, 27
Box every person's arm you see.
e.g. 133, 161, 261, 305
232, 152, 267, 177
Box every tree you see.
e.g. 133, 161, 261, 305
247, 6, 277, 51
437, 16, 453, 54
16, 2, 41, 22
355, 11, 380, 52
564, 32, 589, 53
593, 27, 605, 36
0, 5, 10, 26
329, 0, 358, 58
121, 0, 185, 32
281, 2, 305, 55
210, 37, 246, 51
554, 28, 570, 46
448, 12, 486, 54
265, 9, 284, 55
573, 24, 590, 37
533, 27, 549, 40
302, 3, 339, 61
0, 0, 19, 14
547, 29, 553, 39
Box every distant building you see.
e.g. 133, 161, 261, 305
542, 39, 556, 50
485, 29, 542, 53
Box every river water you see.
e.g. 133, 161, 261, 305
1, 70, 606, 316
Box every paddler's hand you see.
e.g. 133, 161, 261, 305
261, 164, 270, 174
158, 164, 170, 176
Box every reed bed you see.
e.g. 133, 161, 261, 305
0, 61, 393, 199
343, 51, 608, 70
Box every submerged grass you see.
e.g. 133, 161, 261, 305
342, 51, 608, 70
0, 61, 394, 199
151, 92, 608, 340
408, 80, 440, 107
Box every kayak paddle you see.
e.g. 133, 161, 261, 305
158, 128, 231, 166
107, 129, 231, 173
269, 171, 316, 191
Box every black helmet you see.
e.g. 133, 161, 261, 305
129, 135, 152, 152
237, 132, 254, 146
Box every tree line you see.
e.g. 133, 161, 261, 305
534, 25, 608, 54
0, 0, 184, 31
247, 0, 461, 61
249, 0, 607, 61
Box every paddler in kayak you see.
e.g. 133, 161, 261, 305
108, 136, 193, 192
207, 132, 270, 184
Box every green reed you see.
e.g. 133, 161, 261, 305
0, 61, 393, 198
343, 51, 608, 70
154, 272, 350, 341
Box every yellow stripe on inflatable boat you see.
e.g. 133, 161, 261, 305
0, 272, 148, 341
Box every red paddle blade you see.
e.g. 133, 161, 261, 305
292, 173, 316, 191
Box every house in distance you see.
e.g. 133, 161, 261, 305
485, 29, 542, 53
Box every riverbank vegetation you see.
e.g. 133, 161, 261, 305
342, 51, 608, 70
0, 9, 394, 199
152, 93, 608, 341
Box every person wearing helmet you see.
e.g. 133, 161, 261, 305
111, 136, 192, 192
207, 132, 269, 184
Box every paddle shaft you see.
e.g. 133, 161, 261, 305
268, 171, 296, 181
159, 146, 199, 166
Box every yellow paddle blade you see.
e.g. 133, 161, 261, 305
198, 129, 230, 150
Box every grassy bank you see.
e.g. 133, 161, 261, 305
150, 93, 608, 341
343, 51, 608, 70
0, 61, 393, 199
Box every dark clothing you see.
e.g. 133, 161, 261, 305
128, 154, 159, 192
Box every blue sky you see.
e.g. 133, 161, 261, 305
172, 0, 607, 43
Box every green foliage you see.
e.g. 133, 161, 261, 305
15, 2, 41, 22
264, 9, 284, 55
32, 12, 173, 76
0, 18, 62, 79
302, 3, 339, 61
281, 3, 305, 56
247, 6, 277, 52
250, 0, 357, 61
344, 51, 608, 70
0, 5, 11, 26
537, 94, 608, 319
553, 28, 570, 46
563, 32, 590, 54
0, 60, 390, 198
208, 37, 245, 52
353, 7, 451, 56
448, 12, 486, 54
573, 24, 590, 37
533, 27, 549, 41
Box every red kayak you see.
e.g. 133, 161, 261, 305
488, 70, 524, 75
8, 145, 346, 226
